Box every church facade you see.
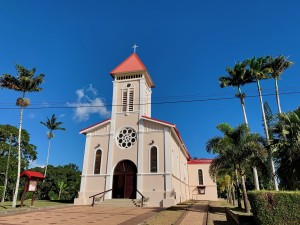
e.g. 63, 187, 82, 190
74, 53, 217, 207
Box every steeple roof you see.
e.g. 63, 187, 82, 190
110, 53, 147, 75
110, 52, 155, 88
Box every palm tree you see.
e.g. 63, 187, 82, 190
219, 62, 260, 190
0, 64, 44, 208
207, 123, 266, 213
272, 107, 300, 190
265, 55, 293, 113
246, 57, 279, 191
219, 61, 252, 124
40, 114, 65, 178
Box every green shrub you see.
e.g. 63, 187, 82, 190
248, 190, 300, 225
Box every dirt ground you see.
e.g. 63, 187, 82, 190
207, 201, 235, 225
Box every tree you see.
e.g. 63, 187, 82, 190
57, 180, 67, 200
30, 163, 81, 201
207, 123, 266, 213
272, 107, 300, 190
219, 61, 252, 124
265, 55, 293, 113
0, 124, 37, 201
219, 62, 260, 190
246, 57, 279, 191
40, 114, 65, 178
0, 65, 44, 207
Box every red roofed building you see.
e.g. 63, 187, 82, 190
75, 52, 217, 207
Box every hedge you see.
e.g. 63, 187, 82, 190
248, 190, 300, 225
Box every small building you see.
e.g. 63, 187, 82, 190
74, 52, 217, 207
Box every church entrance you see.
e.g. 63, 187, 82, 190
112, 160, 137, 199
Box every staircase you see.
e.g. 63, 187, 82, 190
96, 199, 141, 207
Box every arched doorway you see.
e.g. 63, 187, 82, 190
112, 160, 137, 199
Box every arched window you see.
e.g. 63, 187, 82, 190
198, 169, 203, 185
94, 150, 102, 174
150, 146, 158, 173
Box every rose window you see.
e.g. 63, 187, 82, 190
117, 127, 137, 149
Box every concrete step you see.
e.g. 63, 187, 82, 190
96, 199, 141, 207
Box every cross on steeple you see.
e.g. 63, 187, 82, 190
132, 44, 138, 53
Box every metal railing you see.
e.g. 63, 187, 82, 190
89, 189, 112, 207
136, 190, 145, 207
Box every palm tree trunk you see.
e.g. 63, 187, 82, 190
1, 134, 12, 203
238, 87, 260, 190
256, 80, 279, 191
241, 175, 250, 213
275, 78, 282, 114
12, 107, 24, 208
231, 181, 236, 206
234, 167, 242, 208
44, 138, 51, 179
238, 87, 248, 125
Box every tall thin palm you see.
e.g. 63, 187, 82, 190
40, 114, 65, 178
219, 61, 252, 124
0, 64, 44, 208
219, 62, 260, 190
207, 123, 265, 213
247, 57, 279, 190
265, 55, 293, 113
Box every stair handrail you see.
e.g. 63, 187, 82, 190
136, 189, 145, 207
89, 189, 112, 207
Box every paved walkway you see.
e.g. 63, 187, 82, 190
179, 201, 209, 225
0, 205, 161, 225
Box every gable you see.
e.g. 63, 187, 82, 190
144, 120, 164, 132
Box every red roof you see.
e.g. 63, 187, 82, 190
20, 170, 45, 179
188, 159, 213, 164
80, 118, 111, 134
142, 116, 175, 126
110, 53, 147, 75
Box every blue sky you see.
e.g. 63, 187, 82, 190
0, 1, 299, 170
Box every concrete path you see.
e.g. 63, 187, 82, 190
179, 201, 209, 225
0, 205, 161, 225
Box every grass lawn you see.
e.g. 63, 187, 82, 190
0, 200, 71, 211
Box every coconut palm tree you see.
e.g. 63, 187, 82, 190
265, 55, 293, 113
40, 114, 65, 178
246, 57, 279, 191
0, 64, 45, 208
219, 62, 260, 190
207, 123, 266, 213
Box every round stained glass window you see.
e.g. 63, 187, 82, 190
117, 127, 137, 149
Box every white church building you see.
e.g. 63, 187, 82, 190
74, 52, 217, 207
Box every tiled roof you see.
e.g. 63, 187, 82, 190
20, 170, 45, 179
110, 53, 147, 75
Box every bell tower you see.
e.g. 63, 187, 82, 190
110, 52, 155, 118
